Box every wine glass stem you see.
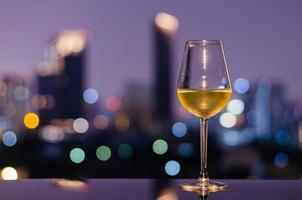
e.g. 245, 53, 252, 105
200, 118, 209, 182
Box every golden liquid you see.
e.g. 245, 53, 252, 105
177, 89, 232, 118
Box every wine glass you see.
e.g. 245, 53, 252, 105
177, 40, 232, 193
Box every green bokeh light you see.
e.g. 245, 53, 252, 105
69, 148, 85, 164
96, 146, 112, 161
117, 144, 133, 159
152, 139, 168, 155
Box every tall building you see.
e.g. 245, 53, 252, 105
37, 30, 88, 123
153, 13, 179, 124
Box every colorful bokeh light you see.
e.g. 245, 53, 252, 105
152, 139, 168, 155
96, 146, 111, 161
171, 122, 187, 138
2, 131, 17, 147
117, 144, 133, 159
165, 160, 180, 176
24, 112, 40, 129
69, 148, 85, 164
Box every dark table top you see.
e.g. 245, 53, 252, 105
0, 179, 301, 200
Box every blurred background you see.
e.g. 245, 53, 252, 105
0, 0, 301, 180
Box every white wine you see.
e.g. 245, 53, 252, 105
177, 89, 232, 118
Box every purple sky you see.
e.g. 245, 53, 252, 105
0, 0, 302, 101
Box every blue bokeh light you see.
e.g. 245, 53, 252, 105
172, 122, 187, 138
275, 130, 290, 146
83, 88, 99, 104
2, 131, 17, 147
274, 153, 289, 168
178, 142, 193, 157
234, 78, 250, 94
222, 131, 240, 146
165, 160, 180, 176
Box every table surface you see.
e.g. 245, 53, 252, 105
0, 179, 301, 200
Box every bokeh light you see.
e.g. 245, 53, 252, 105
165, 160, 180, 176
93, 115, 109, 130
155, 12, 179, 35
32, 95, 47, 110
219, 112, 237, 128
56, 30, 88, 57
152, 139, 168, 155
24, 112, 40, 129
106, 97, 121, 112
274, 153, 289, 168
117, 144, 133, 159
171, 122, 187, 138
2, 131, 17, 147
83, 88, 99, 104
115, 113, 129, 132
227, 99, 245, 115
1, 167, 18, 180
275, 130, 290, 146
96, 146, 111, 161
73, 118, 89, 134
178, 143, 193, 157
69, 148, 85, 164
13, 86, 29, 102
222, 131, 240, 146
39, 125, 64, 143
234, 78, 250, 94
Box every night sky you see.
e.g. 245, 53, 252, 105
0, 0, 301, 100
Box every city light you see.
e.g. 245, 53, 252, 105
152, 139, 168, 155
274, 153, 289, 168
227, 99, 245, 115
106, 97, 121, 112
234, 78, 250, 94
96, 146, 111, 161
2, 131, 17, 147
171, 122, 187, 138
115, 113, 129, 132
165, 160, 180, 176
24, 112, 40, 129
31, 95, 47, 110
73, 118, 89, 134
222, 131, 240, 146
39, 125, 64, 143
178, 142, 193, 157
83, 88, 99, 104
93, 115, 109, 130
219, 112, 237, 128
13, 86, 29, 102
56, 30, 88, 57
1, 167, 18, 180
275, 130, 290, 146
155, 12, 179, 35
69, 148, 85, 164
117, 144, 133, 159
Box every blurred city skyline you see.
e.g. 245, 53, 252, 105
0, 0, 301, 100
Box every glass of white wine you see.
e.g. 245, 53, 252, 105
177, 40, 232, 193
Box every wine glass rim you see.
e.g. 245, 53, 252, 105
186, 40, 222, 45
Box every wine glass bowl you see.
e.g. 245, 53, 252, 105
177, 40, 232, 193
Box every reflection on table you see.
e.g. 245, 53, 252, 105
0, 179, 301, 200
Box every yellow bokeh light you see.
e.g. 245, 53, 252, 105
115, 113, 130, 132
24, 112, 40, 129
1, 167, 18, 180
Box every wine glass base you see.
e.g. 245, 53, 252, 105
180, 180, 227, 194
